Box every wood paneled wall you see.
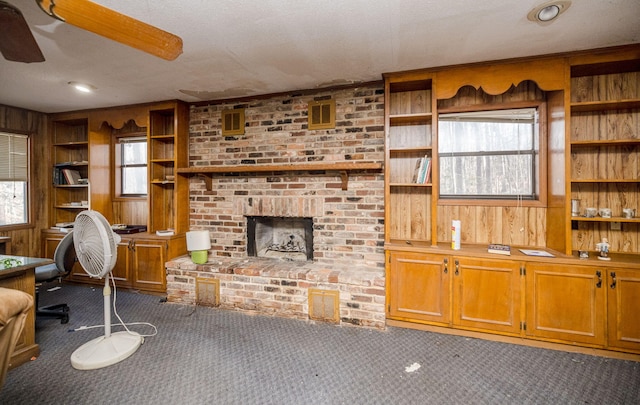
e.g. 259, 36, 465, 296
0, 105, 49, 256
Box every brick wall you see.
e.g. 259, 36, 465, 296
187, 83, 386, 269
166, 83, 388, 328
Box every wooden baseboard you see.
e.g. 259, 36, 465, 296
8, 344, 39, 370
387, 319, 640, 362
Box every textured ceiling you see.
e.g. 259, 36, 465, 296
1, 0, 639, 113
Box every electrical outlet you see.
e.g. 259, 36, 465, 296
611, 222, 621, 231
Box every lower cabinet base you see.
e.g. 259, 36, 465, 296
387, 318, 640, 362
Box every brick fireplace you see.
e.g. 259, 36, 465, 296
166, 83, 387, 328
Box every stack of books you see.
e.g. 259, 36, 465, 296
412, 156, 432, 184
487, 243, 511, 255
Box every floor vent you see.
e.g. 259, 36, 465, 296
308, 288, 340, 323
196, 278, 220, 307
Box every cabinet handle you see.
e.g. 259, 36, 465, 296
443, 258, 448, 274
454, 260, 459, 276
596, 270, 602, 288
610, 272, 616, 289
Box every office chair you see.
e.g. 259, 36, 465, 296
35, 232, 75, 324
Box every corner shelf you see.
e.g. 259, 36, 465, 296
176, 162, 383, 191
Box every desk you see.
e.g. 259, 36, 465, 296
0, 255, 52, 369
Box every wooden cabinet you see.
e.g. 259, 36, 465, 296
606, 267, 640, 351
387, 249, 523, 336
384, 46, 640, 357
44, 229, 185, 294
525, 262, 606, 347
452, 257, 522, 336
568, 53, 640, 256
129, 238, 168, 292
385, 78, 435, 245
387, 250, 450, 325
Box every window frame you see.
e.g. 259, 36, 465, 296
436, 101, 548, 208
113, 134, 148, 200
0, 129, 32, 230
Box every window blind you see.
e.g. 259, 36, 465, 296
0, 132, 28, 182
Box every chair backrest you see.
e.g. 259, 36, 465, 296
36, 232, 76, 283
54, 231, 76, 276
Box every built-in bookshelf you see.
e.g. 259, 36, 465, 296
51, 117, 89, 225
569, 62, 640, 255
385, 78, 435, 244
148, 103, 190, 234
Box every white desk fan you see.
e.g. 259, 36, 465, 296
70, 210, 143, 370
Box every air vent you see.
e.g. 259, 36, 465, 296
196, 277, 220, 307
308, 99, 335, 130
308, 288, 340, 323
221, 109, 245, 135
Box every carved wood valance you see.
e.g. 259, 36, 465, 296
89, 108, 147, 132
435, 57, 566, 100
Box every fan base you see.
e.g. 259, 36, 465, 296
71, 331, 143, 370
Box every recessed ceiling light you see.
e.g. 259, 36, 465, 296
527, 1, 571, 25
68, 81, 96, 93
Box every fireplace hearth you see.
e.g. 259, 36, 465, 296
246, 216, 314, 261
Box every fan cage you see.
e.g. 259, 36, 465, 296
73, 211, 118, 279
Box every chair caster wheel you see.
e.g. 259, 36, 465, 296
61, 314, 69, 324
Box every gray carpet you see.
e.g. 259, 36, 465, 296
1, 283, 639, 404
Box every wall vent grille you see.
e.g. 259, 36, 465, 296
196, 277, 220, 307
308, 288, 340, 323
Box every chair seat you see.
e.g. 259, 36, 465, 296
35, 263, 63, 283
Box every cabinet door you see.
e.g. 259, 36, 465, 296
607, 268, 640, 351
526, 263, 606, 346
453, 257, 523, 336
387, 251, 450, 325
111, 239, 132, 287
131, 239, 166, 292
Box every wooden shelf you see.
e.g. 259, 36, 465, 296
571, 179, 639, 183
177, 162, 383, 191
570, 99, 640, 112
389, 146, 432, 153
53, 184, 88, 189
389, 113, 432, 125
572, 216, 640, 223
390, 183, 432, 187
53, 141, 88, 148
571, 139, 640, 147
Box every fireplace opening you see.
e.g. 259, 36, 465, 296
247, 216, 314, 261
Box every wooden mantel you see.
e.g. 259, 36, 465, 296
176, 162, 383, 191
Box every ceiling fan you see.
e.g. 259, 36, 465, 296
0, 0, 183, 63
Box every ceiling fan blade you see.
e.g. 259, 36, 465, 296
36, 0, 183, 61
0, 1, 45, 63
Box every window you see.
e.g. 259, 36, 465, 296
438, 108, 540, 200
0, 131, 29, 227
116, 136, 147, 197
